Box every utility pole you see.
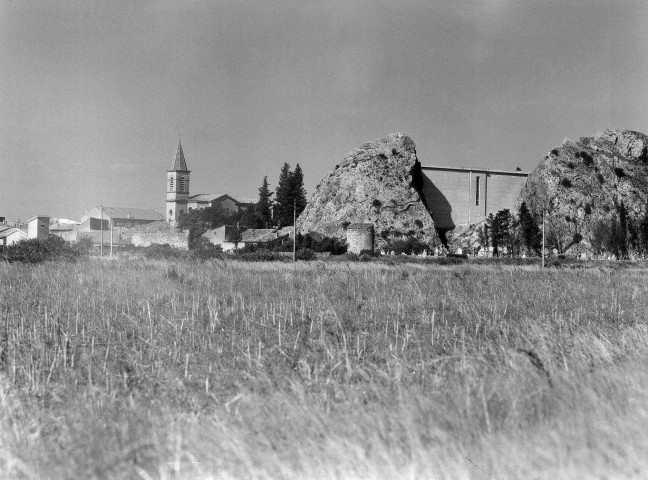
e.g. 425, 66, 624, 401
542, 209, 545, 268
292, 200, 296, 262
100, 205, 104, 256
110, 218, 114, 257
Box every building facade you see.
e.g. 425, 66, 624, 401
419, 166, 529, 231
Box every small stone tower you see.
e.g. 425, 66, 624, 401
166, 139, 191, 227
346, 223, 374, 254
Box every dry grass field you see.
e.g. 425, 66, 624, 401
2, 257, 648, 479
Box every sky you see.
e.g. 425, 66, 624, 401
2, 0, 647, 222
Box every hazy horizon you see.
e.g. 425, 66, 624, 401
2, 0, 647, 222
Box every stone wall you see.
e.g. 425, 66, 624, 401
420, 167, 528, 229
346, 224, 374, 254
129, 222, 189, 250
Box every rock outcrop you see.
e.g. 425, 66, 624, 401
519, 129, 648, 253
297, 133, 439, 248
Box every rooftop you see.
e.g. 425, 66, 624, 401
421, 165, 529, 176
170, 139, 189, 171
91, 207, 164, 221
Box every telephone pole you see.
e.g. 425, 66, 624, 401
542, 209, 545, 268
292, 200, 296, 262
100, 205, 104, 256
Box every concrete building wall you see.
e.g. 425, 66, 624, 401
420, 167, 528, 230
27, 216, 49, 240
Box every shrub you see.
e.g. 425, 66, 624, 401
551, 148, 560, 156
560, 178, 572, 188
372, 199, 382, 208
2, 237, 82, 264
567, 162, 575, 169
236, 251, 286, 262
414, 219, 423, 229
296, 248, 316, 261
614, 167, 625, 178
141, 244, 187, 260
597, 173, 605, 183
581, 151, 594, 166
584, 204, 592, 215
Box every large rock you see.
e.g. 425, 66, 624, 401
519, 129, 648, 253
298, 133, 439, 248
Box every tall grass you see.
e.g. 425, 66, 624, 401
1, 258, 648, 479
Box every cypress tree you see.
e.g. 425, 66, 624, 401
291, 163, 308, 218
518, 202, 541, 255
275, 163, 293, 227
257, 176, 273, 228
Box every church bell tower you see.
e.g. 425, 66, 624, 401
166, 138, 190, 227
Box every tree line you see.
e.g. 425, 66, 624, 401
480, 201, 648, 259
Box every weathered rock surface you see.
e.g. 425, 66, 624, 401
520, 129, 648, 253
297, 133, 439, 247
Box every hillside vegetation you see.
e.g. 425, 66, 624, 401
2, 259, 648, 479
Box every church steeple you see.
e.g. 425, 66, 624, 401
166, 137, 191, 226
171, 138, 188, 171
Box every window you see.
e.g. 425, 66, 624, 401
169, 209, 173, 216
475, 176, 480, 206
180, 176, 186, 192
169, 177, 174, 191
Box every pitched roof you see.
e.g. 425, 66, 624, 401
170, 139, 188, 171
188, 193, 231, 203
188, 193, 256, 205
240, 229, 279, 243
100, 207, 164, 221
0, 227, 28, 240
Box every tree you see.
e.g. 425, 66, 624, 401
640, 201, 648, 257
239, 176, 274, 229
275, 163, 293, 227
617, 202, 629, 259
518, 202, 541, 255
257, 176, 273, 228
274, 163, 308, 228
290, 164, 308, 218
487, 209, 514, 256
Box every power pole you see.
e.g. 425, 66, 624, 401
110, 218, 114, 257
542, 209, 545, 268
100, 205, 104, 256
292, 200, 296, 262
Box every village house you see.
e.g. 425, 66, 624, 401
203, 225, 288, 252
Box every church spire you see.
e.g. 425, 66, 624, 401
170, 138, 188, 171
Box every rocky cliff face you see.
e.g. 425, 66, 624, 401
519, 129, 648, 253
297, 133, 439, 247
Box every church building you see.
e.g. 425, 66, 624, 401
166, 139, 255, 227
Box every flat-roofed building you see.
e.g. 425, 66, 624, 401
419, 166, 529, 231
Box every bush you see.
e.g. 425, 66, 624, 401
1, 237, 82, 264
614, 167, 625, 178
372, 199, 382, 208
384, 236, 430, 255
567, 162, 575, 169
551, 148, 560, 156
560, 178, 572, 188
141, 244, 187, 260
235, 251, 286, 262
296, 248, 316, 261
597, 173, 605, 183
